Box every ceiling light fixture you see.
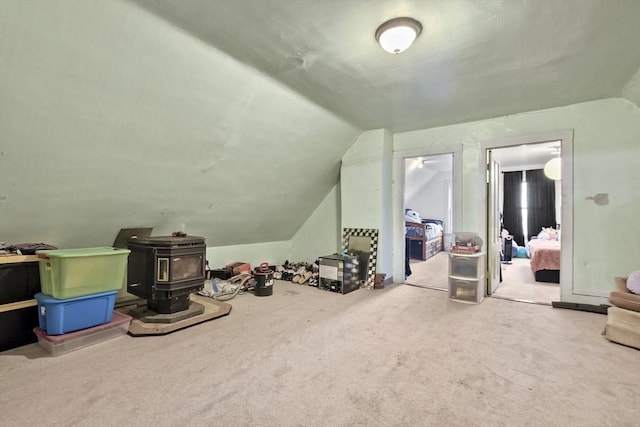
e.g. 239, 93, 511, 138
417, 159, 436, 169
544, 158, 562, 180
375, 17, 422, 54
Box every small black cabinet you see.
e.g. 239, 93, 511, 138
0, 260, 41, 304
0, 256, 41, 351
318, 254, 360, 294
409, 239, 423, 260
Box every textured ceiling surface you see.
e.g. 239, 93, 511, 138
134, 0, 640, 132
490, 142, 561, 169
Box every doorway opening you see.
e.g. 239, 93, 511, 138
487, 141, 563, 305
403, 153, 453, 291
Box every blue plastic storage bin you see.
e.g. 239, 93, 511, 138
35, 291, 117, 335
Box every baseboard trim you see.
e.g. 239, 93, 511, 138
551, 301, 610, 315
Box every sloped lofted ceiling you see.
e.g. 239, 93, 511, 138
1, 0, 639, 250
133, 0, 640, 132
0, 0, 360, 248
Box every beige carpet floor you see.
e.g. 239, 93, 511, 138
492, 258, 560, 304
406, 253, 560, 305
405, 252, 449, 290
1, 281, 637, 426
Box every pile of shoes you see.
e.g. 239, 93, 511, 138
307, 274, 319, 287
273, 260, 319, 285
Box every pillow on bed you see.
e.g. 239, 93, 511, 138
405, 209, 422, 223
538, 227, 557, 241
627, 271, 640, 295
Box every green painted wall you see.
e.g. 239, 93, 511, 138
340, 129, 393, 278
288, 185, 341, 264
395, 98, 640, 300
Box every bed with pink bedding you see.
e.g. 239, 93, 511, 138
527, 238, 560, 283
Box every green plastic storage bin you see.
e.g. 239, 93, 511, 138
37, 247, 130, 299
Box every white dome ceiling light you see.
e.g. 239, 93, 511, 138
375, 17, 422, 54
544, 157, 562, 180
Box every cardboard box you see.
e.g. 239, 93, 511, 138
450, 245, 480, 254
224, 262, 251, 275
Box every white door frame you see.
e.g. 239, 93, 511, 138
479, 130, 577, 303
392, 144, 463, 284
486, 152, 502, 295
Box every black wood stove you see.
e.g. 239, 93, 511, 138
127, 235, 206, 318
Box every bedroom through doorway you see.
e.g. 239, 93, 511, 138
487, 142, 562, 305
403, 153, 453, 291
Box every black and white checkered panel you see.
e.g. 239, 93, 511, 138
342, 228, 379, 290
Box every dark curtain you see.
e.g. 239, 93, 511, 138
502, 171, 524, 246
526, 169, 556, 239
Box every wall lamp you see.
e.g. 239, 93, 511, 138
544, 158, 562, 180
